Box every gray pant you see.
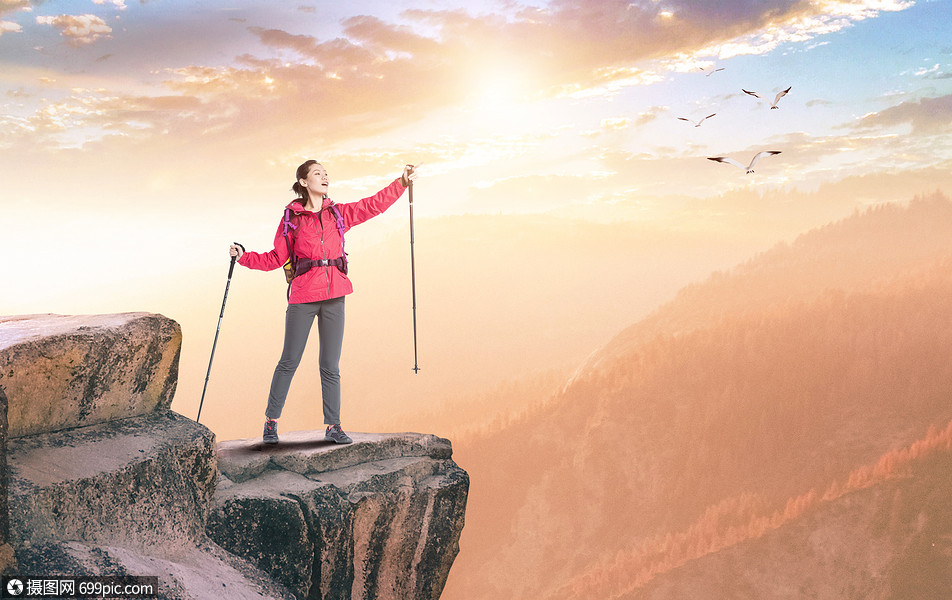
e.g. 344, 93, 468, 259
265, 297, 345, 424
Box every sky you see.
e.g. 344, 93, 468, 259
2, 0, 951, 285
2, 0, 951, 431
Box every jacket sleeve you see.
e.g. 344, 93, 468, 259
337, 178, 406, 231
237, 218, 290, 272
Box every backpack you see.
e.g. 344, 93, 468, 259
281, 203, 348, 285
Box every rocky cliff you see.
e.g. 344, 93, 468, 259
209, 431, 468, 600
0, 313, 468, 599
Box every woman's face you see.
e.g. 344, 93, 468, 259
301, 163, 329, 197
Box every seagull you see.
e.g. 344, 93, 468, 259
678, 113, 716, 127
707, 151, 781, 174
742, 86, 791, 109
700, 66, 725, 77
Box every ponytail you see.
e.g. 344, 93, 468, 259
292, 159, 320, 199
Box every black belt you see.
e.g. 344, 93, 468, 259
294, 257, 348, 276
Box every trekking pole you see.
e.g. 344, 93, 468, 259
197, 242, 244, 423
408, 175, 420, 374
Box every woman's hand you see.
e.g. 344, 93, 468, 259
229, 243, 244, 260
401, 163, 421, 187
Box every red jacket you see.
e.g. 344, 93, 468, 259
238, 178, 407, 304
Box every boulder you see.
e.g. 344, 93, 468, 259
7, 411, 215, 550
6, 409, 296, 598
0, 313, 181, 438
208, 431, 470, 600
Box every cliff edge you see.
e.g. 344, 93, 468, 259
210, 431, 468, 600
0, 313, 468, 600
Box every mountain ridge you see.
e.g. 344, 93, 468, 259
558, 418, 952, 599
444, 192, 952, 600
577, 192, 952, 378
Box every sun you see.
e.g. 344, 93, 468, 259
469, 65, 532, 112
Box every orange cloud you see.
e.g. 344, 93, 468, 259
36, 13, 112, 46
0, 0, 928, 205
854, 94, 952, 134
0, 0, 39, 18
7, 0, 921, 156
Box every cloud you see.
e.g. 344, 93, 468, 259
403, 0, 916, 97
585, 123, 951, 202
247, 26, 322, 58
92, 0, 126, 9
0, 115, 34, 149
1, 0, 923, 178
583, 117, 634, 137
226, 0, 836, 134
683, 0, 913, 59
854, 94, 952, 134
915, 63, 952, 80
582, 106, 667, 134
0, 0, 42, 18
0, 19, 21, 35
35, 13, 112, 45
759, 126, 952, 186
635, 106, 669, 127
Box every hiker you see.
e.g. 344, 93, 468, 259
229, 161, 418, 445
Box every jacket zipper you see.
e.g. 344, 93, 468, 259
319, 209, 331, 297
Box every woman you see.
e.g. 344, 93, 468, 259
230, 160, 418, 445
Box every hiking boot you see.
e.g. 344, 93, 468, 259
325, 424, 353, 444
263, 419, 279, 445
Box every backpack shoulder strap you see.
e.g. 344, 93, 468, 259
282, 207, 298, 235
282, 208, 299, 299
329, 204, 346, 255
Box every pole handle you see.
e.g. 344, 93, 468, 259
228, 242, 244, 279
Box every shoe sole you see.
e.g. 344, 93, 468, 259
325, 436, 352, 444
263, 438, 278, 445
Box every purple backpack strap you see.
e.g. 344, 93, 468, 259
283, 208, 299, 260
282, 207, 298, 236
329, 204, 348, 275
282, 207, 300, 291
329, 204, 345, 253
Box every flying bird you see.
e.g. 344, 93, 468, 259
707, 151, 781, 174
700, 66, 725, 77
678, 113, 716, 127
742, 86, 791, 109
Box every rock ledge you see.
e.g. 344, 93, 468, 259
209, 431, 469, 600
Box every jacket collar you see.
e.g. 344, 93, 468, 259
286, 196, 334, 214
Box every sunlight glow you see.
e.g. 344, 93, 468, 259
468, 64, 531, 113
